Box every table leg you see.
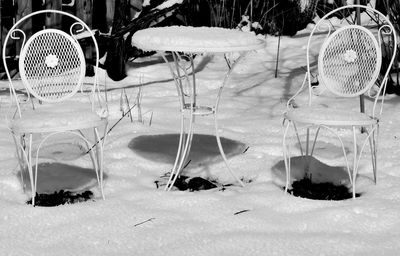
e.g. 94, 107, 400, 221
214, 53, 245, 187
162, 52, 196, 191
161, 51, 246, 190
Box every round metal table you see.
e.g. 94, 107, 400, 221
132, 26, 266, 190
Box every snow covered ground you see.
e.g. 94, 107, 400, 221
1, 25, 400, 255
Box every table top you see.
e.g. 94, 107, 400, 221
131, 26, 266, 53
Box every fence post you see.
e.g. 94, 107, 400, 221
16, 0, 32, 31
76, 0, 93, 27
76, 0, 93, 60
45, 0, 62, 28
106, 0, 115, 32
16, 0, 32, 54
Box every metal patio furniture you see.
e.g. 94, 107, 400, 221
2, 10, 108, 205
282, 5, 397, 198
132, 26, 265, 190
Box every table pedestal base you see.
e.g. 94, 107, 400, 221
161, 52, 246, 191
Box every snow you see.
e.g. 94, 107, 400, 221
142, 0, 183, 9
1, 25, 400, 255
131, 26, 266, 53
153, 0, 184, 10
10, 101, 106, 133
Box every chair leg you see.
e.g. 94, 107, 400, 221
26, 134, 36, 206
304, 127, 312, 176
321, 125, 353, 186
293, 123, 313, 175
79, 129, 105, 200
310, 127, 321, 157
94, 127, 105, 200
214, 111, 245, 187
369, 126, 378, 184
282, 120, 291, 193
352, 126, 358, 199
13, 133, 37, 205
350, 124, 379, 198
101, 123, 109, 193
292, 123, 304, 156
13, 134, 27, 192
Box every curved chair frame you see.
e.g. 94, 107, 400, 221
282, 5, 397, 198
2, 10, 108, 206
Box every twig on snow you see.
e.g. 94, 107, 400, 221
133, 218, 155, 227
233, 209, 250, 215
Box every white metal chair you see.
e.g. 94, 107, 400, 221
2, 10, 108, 206
282, 5, 397, 198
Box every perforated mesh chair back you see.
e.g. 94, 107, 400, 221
318, 25, 381, 97
19, 29, 86, 103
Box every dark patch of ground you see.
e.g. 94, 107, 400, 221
287, 177, 360, 200
26, 190, 94, 207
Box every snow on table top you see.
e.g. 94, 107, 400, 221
131, 26, 266, 53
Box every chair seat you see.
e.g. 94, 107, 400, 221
11, 102, 107, 134
284, 106, 377, 126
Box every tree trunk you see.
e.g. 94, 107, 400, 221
93, 0, 108, 33
105, 0, 128, 81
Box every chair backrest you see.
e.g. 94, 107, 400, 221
19, 29, 86, 102
318, 25, 382, 97
2, 10, 101, 115
302, 5, 397, 116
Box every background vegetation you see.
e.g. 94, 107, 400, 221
1, 0, 399, 91
382, 0, 400, 93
